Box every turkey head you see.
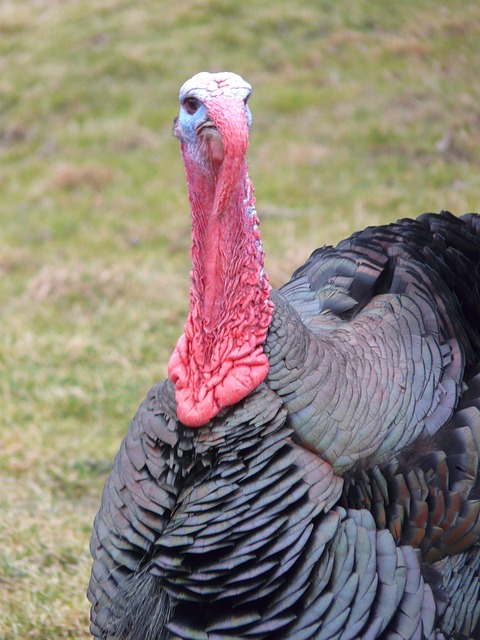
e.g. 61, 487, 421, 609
168, 72, 274, 427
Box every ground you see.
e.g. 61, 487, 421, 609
1, 0, 479, 637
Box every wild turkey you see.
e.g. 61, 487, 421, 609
88, 72, 480, 639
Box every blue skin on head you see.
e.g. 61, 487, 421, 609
175, 94, 253, 148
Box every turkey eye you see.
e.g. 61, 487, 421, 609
184, 98, 201, 115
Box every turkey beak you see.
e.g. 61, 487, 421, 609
196, 119, 217, 135
197, 119, 224, 167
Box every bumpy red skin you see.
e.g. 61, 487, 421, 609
168, 95, 273, 427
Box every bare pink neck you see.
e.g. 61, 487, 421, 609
168, 142, 273, 427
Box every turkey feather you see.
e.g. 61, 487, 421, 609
89, 72, 480, 639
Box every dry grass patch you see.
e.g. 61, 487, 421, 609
51, 164, 114, 192
25, 263, 128, 302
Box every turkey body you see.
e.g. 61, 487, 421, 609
88, 72, 480, 639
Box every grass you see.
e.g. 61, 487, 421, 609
1, 0, 479, 637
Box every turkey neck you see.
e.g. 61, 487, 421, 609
186, 139, 256, 329
169, 99, 274, 428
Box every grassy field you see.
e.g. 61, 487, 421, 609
1, 0, 479, 637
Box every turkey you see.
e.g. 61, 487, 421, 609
88, 72, 480, 639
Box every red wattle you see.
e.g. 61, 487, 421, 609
169, 94, 273, 427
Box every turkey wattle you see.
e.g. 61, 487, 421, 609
88, 71, 480, 640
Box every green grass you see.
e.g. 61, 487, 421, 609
1, 0, 479, 636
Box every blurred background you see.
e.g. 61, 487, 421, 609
1, 0, 479, 636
